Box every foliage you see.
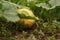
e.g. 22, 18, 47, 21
0, 0, 60, 40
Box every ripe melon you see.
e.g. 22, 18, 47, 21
17, 7, 38, 27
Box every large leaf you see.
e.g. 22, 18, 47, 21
2, 0, 20, 22
36, 0, 60, 10
36, 3, 51, 10
49, 0, 60, 6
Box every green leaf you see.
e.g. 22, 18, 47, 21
36, 0, 60, 10
11, 0, 19, 3
0, 2, 2, 9
0, 10, 3, 17
18, 13, 39, 20
0, 2, 3, 17
49, 0, 60, 6
39, 30, 44, 36
46, 36, 56, 40
53, 20, 60, 29
36, 3, 53, 10
43, 22, 48, 28
38, 0, 49, 3
2, 1, 20, 22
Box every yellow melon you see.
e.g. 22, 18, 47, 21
19, 19, 35, 26
17, 7, 35, 17
17, 7, 37, 27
